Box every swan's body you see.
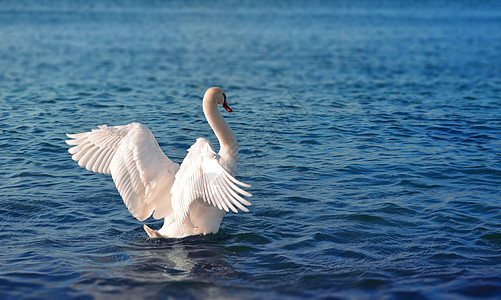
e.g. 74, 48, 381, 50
66, 87, 251, 238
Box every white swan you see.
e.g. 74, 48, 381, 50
66, 87, 251, 238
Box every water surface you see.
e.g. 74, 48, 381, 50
1, 0, 501, 299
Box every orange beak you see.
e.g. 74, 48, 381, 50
223, 99, 232, 112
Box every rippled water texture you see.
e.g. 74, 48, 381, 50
1, 0, 501, 299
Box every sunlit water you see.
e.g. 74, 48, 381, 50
1, 1, 500, 299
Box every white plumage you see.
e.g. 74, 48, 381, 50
66, 87, 251, 238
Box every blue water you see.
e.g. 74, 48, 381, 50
1, 0, 501, 299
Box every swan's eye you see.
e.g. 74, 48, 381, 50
222, 93, 226, 102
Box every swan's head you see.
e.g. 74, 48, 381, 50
204, 87, 232, 112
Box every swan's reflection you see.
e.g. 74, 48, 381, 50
143, 241, 195, 281
126, 233, 237, 284
69, 231, 238, 298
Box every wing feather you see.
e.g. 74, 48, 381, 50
210, 179, 229, 212
66, 123, 179, 221
78, 145, 100, 169
91, 148, 109, 173
171, 138, 251, 233
213, 177, 236, 212
220, 179, 250, 212
99, 148, 116, 173
215, 177, 238, 213
223, 172, 251, 189
221, 172, 252, 203
85, 148, 103, 171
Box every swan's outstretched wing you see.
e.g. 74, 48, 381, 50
171, 138, 251, 230
66, 123, 179, 221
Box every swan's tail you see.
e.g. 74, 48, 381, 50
143, 225, 165, 238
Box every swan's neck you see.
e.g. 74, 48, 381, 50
203, 101, 238, 173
